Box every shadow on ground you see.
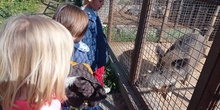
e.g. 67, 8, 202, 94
100, 90, 129, 110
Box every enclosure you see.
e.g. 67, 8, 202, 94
1, 0, 219, 109
98, 0, 220, 109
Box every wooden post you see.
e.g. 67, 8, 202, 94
201, 9, 208, 28
158, 0, 172, 42
107, 0, 114, 42
188, 22, 220, 110
188, 4, 196, 27
204, 6, 220, 41
174, 0, 183, 28
194, 5, 201, 28
129, 0, 153, 85
203, 6, 220, 56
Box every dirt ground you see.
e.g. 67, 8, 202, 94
99, 91, 129, 110
108, 41, 212, 110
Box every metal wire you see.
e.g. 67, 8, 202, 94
98, 0, 220, 109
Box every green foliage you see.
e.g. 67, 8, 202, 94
112, 29, 137, 42
0, 0, 42, 24
103, 26, 137, 42
146, 29, 160, 42
104, 26, 159, 42
69, 106, 78, 110
163, 28, 193, 40
104, 62, 118, 91
102, 27, 119, 91
104, 26, 193, 42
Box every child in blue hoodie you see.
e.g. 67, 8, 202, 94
53, 4, 107, 110
53, 3, 90, 65
82, 0, 109, 92
81, 0, 110, 110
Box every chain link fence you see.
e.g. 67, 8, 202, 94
98, 0, 220, 109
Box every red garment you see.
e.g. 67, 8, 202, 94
5, 99, 61, 110
94, 66, 105, 86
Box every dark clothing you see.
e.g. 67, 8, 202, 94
62, 62, 106, 109
82, 8, 109, 72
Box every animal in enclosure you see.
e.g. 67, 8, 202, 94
145, 30, 205, 99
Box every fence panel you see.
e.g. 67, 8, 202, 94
215, 100, 220, 110
99, 0, 143, 77
99, 0, 220, 109
135, 0, 220, 109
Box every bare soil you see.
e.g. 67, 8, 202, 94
108, 41, 212, 110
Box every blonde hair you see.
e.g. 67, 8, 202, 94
53, 4, 88, 43
0, 15, 73, 109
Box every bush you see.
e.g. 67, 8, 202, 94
0, 0, 42, 24
104, 62, 118, 91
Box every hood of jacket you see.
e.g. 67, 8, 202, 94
74, 41, 90, 52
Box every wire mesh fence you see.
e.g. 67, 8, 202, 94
215, 100, 220, 110
98, 0, 142, 76
99, 0, 220, 109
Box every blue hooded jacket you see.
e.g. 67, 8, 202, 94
82, 8, 109, 72
71, 41, 90, 65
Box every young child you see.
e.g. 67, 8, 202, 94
53, 3, 90, 65
82, 0, 110, 92
53, 4, 106, 110
0, 15, 73, 110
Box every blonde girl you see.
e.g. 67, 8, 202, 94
0, 15, 73, 110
